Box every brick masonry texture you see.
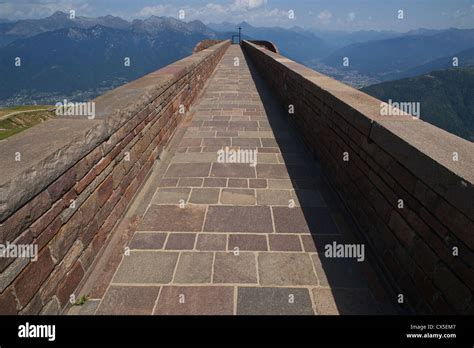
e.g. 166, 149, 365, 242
0, 40, 230, 314
2, 39, 471, 316
74, 44, 398, 316
242, 40, 473, 314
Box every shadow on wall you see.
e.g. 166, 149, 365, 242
241, 48, 405, 316
247, 41, 280, 54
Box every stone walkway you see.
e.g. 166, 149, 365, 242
70, 45, 396, 315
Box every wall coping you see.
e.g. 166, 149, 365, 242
247, 40, 279, 54
0, 40, 231, 222
242, 40, 474, 219
193, 40, 225, 53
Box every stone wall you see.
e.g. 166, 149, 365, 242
193, 40, 224, 54
0, 40, 230, 314
248, 40, 279, 54
242, 40, 474, 314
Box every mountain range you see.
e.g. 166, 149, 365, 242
208, 21, 334, 60
0, 12, 473, 142
383, 46, 474, 80
0, 12, 229, 104
0, 24, 215, 101
322, 28, 474, 80
362, 68, 474, 141
0, 11, 220, 46
307, 29, 402, 48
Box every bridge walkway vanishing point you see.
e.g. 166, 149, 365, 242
69, 45, 399, 315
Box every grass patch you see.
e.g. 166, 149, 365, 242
0, 107, 55, 140
0, 105, 53, 118
73, 295, 90, 306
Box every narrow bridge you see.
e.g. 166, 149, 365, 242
0, 40, 472, 315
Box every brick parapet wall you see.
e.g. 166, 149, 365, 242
242, 40, 474, 314
193, 40, 224, 53
0, 40, 230, 314
248, 40, 279, 54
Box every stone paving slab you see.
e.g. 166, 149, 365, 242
129, 232, 167, 250
213, 252, 258, 284
173, 252, 213, 284
189, 188, 220, 204
80, 45, 396, 316
258, 253, 318, 286
154, 286, 234, 315
112, 252, 178, 284
139, 205, 206, 232
97, 286, 160, 315
221, 188, 256, 205
237, 287, 314, 315
204, 206, 273, 233
312, 288, 381, 315
152, 188, 191, 205
196, 233, 227, 251
228, 234, 268, 251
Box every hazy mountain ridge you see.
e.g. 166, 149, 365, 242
0, 11, 130, 38
385, 46, 474, 80
1, 12, 473, 146
362, 68, 474, 141
322, 28, 474, 78
0, 14, 339, 105
209, 21, 335, 60
0, 12, 218, 46
308, 29, 402, 47
0, 23, 214, 104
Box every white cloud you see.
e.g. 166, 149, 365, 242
132, 0, 288, 27
137, 5, 172, 17
0, 0, 93, 19
0, 0, 286, 27
317, 10, 332, 21
347, 12, 356, 21
233, 0, 268, 10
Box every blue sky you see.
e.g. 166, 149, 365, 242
1, 0, 474, 31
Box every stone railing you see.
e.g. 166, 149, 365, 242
242, 40, 474, 314
193, 40, 224, 53
0, 40, 230, 314
248, 40, 279, 54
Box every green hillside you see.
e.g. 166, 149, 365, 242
362, 68, 474, 142
0, 106, 55, 140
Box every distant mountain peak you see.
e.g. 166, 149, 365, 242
49, 11, 69, 18
130, 16, 215, 37
145, 16, 180, 23
189, 19, 205, 25
239, 21, 254, 29
0, 14, 220, 106
90, 24, 107, 34
65, 27, 88, 41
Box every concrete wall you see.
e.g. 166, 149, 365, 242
0, 40, 230, 314
242, 40, 474, 314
